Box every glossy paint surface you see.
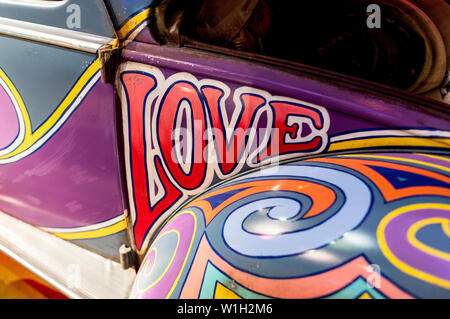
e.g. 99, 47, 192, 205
0, 38, 98, 133
0, 80, 124, 228
0, 1, 129, 257
131, 153, 450, 299
117, 55, 450, 253
1, 0, 449, 271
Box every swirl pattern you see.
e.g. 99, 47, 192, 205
222, 165, 372, 257
0, 68, 25, 156
131, 211, 198, 299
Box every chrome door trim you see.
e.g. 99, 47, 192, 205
0, 16, 114, 53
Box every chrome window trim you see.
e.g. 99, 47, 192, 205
0, 0, 68, 8
0, 16, 114, 53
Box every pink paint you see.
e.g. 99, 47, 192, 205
132, 212, 197, 299
0, 84, 20, 151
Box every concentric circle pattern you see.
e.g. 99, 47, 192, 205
131, 211, 198, 299
132, 153, 450, 299
222, 165, 372, 257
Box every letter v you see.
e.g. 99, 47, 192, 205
202, 85, 266, 176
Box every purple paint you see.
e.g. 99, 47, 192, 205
383, 208, 450, 281
133, 212, 196, 299
375, 153, 450, 169
134, 27, 160, 45
122, 42, 450, 134
0, 83, 20, 150
0, 81, 125, 228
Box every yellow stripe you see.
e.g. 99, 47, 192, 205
52, 218, 128, 240
0, 8, 151, 161
117, 8, 151, 41
136, 211, 197, 298
358, 292, 373, 299
138, 230, 180, 293
329, 137, 450, 152
215, 283, 242, 299
166, 211, 197, 299
337, 154, 450, 173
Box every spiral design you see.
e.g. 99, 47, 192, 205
222, 165, 372, 257
132, 211, 197, 298
131, 154, 450, 299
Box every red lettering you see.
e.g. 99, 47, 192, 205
257, 101, 324, 163
203, 88, 266, 175
122, 73, 182, 250
121, 68, 329, 251
158, 81, 208, 190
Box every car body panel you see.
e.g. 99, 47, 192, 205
0, 0, 448, 299
0, 0, 128, 260
131, 152, 450, 299
117, 42, 450, 253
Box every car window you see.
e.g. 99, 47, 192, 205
152, 0, 450, 104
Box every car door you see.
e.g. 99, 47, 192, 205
0, 0, 128, 261
115, 0, 450, 255
118, 0, 450, 299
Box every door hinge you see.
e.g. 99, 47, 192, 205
99, 42, 120, 84
119, 243, 137, 270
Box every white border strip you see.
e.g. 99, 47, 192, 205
0, 209, 136, 299
0, 71, 101, 164
40, 214, 126, 234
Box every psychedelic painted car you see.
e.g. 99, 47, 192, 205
0, 0, 449, 299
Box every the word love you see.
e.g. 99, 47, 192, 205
119, 65, 330, 250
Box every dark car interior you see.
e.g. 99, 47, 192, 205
149, 0, 450, 104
